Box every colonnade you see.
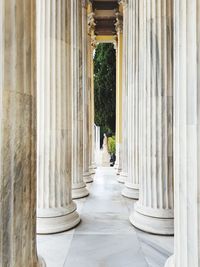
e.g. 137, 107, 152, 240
118, 0, 200, 266
165, 0, 200, 266
119, 0, 174, 234
0, 0, 95, 264
0, 0, 200, 266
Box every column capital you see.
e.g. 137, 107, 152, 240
82, 0, 87, 8
113, 35, 118, 50
115, 12, 123, 34
88, 11, 96, 31
91, 34, 97, 50
118, 0, 128, 8
82, 0, 93, 8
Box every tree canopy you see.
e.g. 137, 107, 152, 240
94, 43, 116, 135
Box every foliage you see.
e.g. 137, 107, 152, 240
108, 136, 116, 155
94, 43, 116, 135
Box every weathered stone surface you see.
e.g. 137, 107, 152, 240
0, 1, 44, 266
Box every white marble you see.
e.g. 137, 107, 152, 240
88, 10, 96, 180
37, 231, 74, 267
165, 256, 174, 267
71, 0, 89, 200
137, 231, 174, 267
165, 0, 200, 266
115, 10, 123, 176
101, 134, 111, 167
131, 0, 174, 235
119, 0, 128, 185
36, 0, 80, 234
118, 171, 127, 184
38, 167, 173, 267
122, 0, 139, 200
82, 2, 93, 184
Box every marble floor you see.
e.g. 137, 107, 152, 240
37, 167, 174, 267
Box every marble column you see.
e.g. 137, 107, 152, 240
122, 0, 139, 199
87, 8, 96, 181
37, 0, 80, 234
82, 2, 92, 184
71, 0, 89, 199
165, 256, 174, 267
0, 1, 44, 266
130, 0, 174, 235
118, 0, 128, 184
89, 43, 96, 175
165, 0, 200, 266
115, 10, 123, 176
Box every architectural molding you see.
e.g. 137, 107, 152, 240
115, 12, 123, 34
88, 12, 96, 31
118, 0, 128, 8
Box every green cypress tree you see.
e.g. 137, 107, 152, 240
94, 43, 116, 135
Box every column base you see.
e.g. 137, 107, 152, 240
37, 202, 80, 234
72, 182, 89, 199
165, 256, 175, 267
122, 182, 139, 199
83, 172, 94, 183
114, 162, 119, 170
92, 162, 97, 169
117, 172, 127, 183
116, 167, 122, 176
89, 166, 96, 175
130, 202, 174, 235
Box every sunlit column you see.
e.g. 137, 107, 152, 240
130, 0, 174, 235
90, 39, 96, 173
82, 1, 92, 183
37, 0, 80, 234
0, 1, 44, 266
122, 0, 139, 199
165, 256, 174, 267
165, 0, 200, 266
71, 0, 89, 199
115, 10, 123, 176
85, 6, 96, 182
118, 0, 128, 184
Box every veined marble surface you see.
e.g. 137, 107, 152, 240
37, 167, 173, 267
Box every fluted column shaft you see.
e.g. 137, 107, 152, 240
118, 1, 128, 184
115, 10, 123, 175
37, 0, 80, 234
89, 45, 96, 173
165, 1, 200, 266
85, 6, 95, 182
122, 0, 139, 199
130, 0, 174, 235
71, 0, 89, 199
82, 2, 92, 183
0, 1, 44, 266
